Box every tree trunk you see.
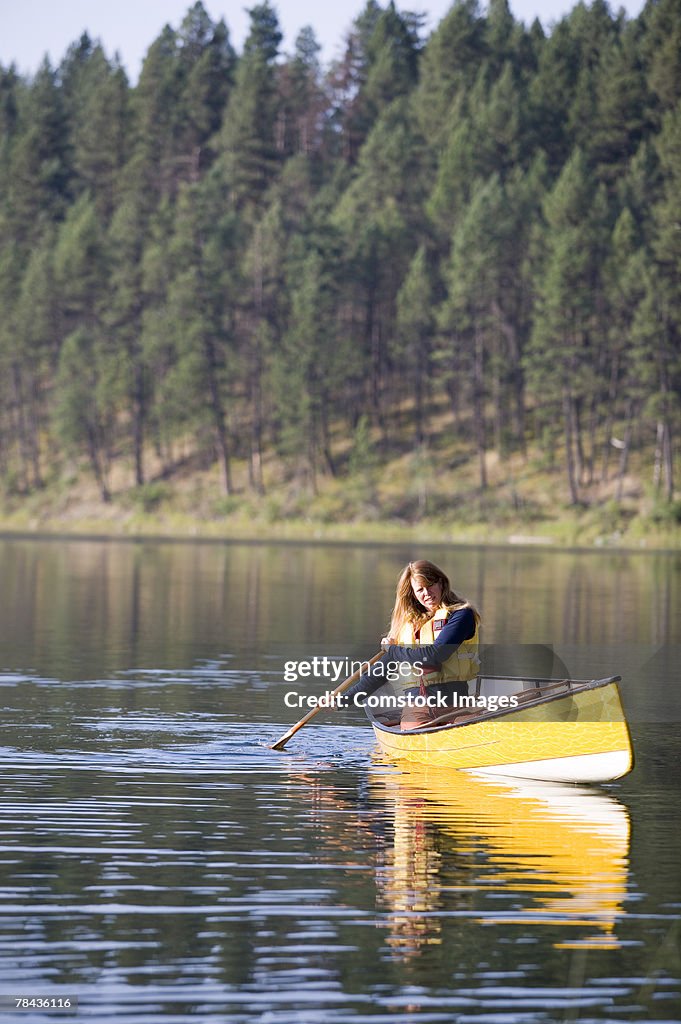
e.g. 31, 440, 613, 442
563, 389, 579, 505
615, 399, 635, 504
11, 363, 30, 491
492, 352, 504, 454
204, 335, 233, 496
474, 329, 487, 490
132, 360, 145, 487
369, 304, 382, 432
585, 391, 599, 486
320, 401, 337, 477
653, 419, 664, 492
573, 396, 586, 487
248, 345, 265, 496
87, 426, 110, 503
307, 413, 318, 495
663, 419, 674, 501
414, 353, 425, 447
492, 298, 525, 454
600, 353, 620, 483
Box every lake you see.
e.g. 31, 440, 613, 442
0, 536, 679, 1022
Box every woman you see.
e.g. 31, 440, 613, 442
344, 560, 481, 730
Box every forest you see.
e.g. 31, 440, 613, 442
0, 0, 680, 539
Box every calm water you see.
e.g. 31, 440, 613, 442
0, 536, 680, 1023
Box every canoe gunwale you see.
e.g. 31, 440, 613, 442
368, 674, 624, 737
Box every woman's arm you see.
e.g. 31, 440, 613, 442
341, 607, 476, 703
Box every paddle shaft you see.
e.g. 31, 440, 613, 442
270, 650, 384, 751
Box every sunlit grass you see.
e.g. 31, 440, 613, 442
0, 400, 678, 549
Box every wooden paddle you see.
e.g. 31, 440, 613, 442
270, 650, 384, 751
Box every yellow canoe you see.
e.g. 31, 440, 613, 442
369, 675, 634, 784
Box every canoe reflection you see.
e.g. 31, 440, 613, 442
369, 764, 630, 958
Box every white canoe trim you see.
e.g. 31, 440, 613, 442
463, 748, 633, 784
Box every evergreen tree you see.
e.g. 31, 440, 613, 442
6, 60, 72, 244
218, 2, 283, 209
176, 3, 236, 169
395, 244, 436, 446
106, 195, 151, 485
273, 244, 342, 486
437, 172, 535, 485
128, 24, 183, 205
526, 149, 609, 502
163, 174, 243, 495
60, 37, 130, 220
363, 1, 420, 111
54, 326, 118, 502
638, 101, 681, 500
526, 18, 580, 175
602, 206, 646, 493
587, 23, 650, 187
332, 99, 425, 430
413, 0, 486, 149
641, 0, 681, 115
277, 27, 327, 157
0, 65, 21, 178
326, 1, 383, 163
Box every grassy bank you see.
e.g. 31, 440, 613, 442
1, 432, 680, 550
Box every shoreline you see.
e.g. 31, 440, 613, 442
0, 512, 678, 554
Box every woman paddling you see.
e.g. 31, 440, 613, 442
343, 559, 481, 730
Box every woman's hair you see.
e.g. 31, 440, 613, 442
388, 559, 480, 639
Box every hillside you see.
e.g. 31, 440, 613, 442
1, 0, 680, 541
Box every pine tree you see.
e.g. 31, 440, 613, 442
526, 149, 610, 502
6, 60, 72, 245
277, 27, 327, 157
332, 100, 425, 431
163, 174, 243, 495
273, 245, 341, 486
326, 1, 383, 163
526, 18, 580, 176
413, 0, 486, 149
641, 0, 681, 115
218, 2, 283, 210
49, 195, 115, 497
60, 37, 130, 220
395, 244, 435, 446
587, 23, 650, 188
129, 24, 183, 206
54, 326, 118, 502
602, 206, 646, 493
106, 194, 150, 485
437, 174, 529, 486
637, 101, 681, 500
363, 1, 420, 112
177, 3, 236, 171
0, 65, 21, 179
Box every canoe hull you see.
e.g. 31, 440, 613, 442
371, 679, 634, 784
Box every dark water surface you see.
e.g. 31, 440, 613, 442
0, 537, 679, 1022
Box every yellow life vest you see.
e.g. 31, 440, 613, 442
396, 606, 480, 690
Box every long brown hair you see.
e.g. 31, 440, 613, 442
388, 559, 480, 639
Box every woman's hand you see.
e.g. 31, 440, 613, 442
381, 635, 396, 649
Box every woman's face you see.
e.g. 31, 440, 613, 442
411, 576, 443, 613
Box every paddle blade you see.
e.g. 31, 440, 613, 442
270, 731, 294, 751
